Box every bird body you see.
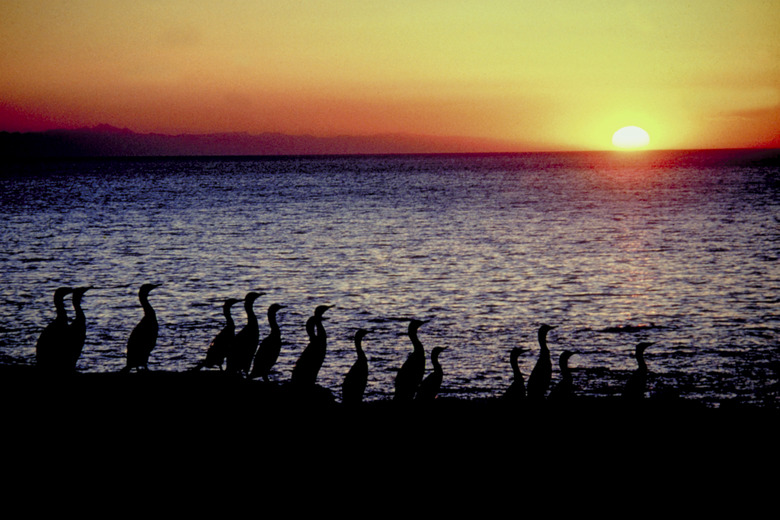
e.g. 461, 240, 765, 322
549, 350, 576, 401
123, 283, 160, 373
622, 342, 654, 400
416, 346, 447, 401
35, 287, 73, 373
342, 329, 369, 405
227, 292, 263, 375
526, 324, 556, 400
249, 303, 285, 381
290, 305, 333, 386
66, 286, 91, 371
196, 297, 243, 371
502, 347, 529, 400
394, 319, 428, 401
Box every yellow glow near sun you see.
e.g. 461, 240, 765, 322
612, 126, 651, 149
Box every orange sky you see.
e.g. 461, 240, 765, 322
1, 0, 778, 151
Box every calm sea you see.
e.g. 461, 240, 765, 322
1, 150, 777, 407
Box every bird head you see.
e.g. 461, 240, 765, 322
54, 287, 74, 300
409, 319, 429, 333
432, 346, 447, 359
225, 297, 243, 308
268, 303, 285, 314
139, 283, 160, 296
511, 346, 530, 356
539, 323, 556, 334
560, 351, 575, 364
72, 286, 92, 301
636, 342, 654, 354
355, 328, 370, 341
314, 304, 334, 317
244, 291, 265, 303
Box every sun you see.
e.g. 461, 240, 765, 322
612, 126, 650, 149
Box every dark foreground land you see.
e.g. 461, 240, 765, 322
1, 364, 776, 513
3, 364, 775, 446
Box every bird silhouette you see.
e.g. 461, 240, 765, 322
194, 297, 243, 371
66, 286, 91, 371
35, 286, 73, 373
290, 305, 333, 386
393, 319, 428, 401
502, 347, 530, 400
249, 303, 286, 381
341, 328, 370, 405
416, 346, 447, 402
526, 324, 556, 400
622, 342, 654, 400
549, 350, 576, 401
122, 283, 161, 373
227, 291, 264, 376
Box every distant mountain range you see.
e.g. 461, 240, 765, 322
0, 125, 529, 158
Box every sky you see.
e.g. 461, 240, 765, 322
1, 0, 778, 151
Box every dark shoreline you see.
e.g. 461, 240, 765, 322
3, 362, 777, 488
3, 363, 775, 428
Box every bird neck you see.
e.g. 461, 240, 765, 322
636, 351, 647, 372
72, 298, 85, 323
54, 293, 69, 320
410, 331, 424, 356
315, 318, 326, 343
511, 355, 521, 379
224, 308, 235, 328
140, 293, 155, 317
268, 311, 280, 332
244, 302, 256, 324
538, 331, 550, 353
305, 316, 316, 340
431, 355, 442, 372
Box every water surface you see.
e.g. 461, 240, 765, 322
1, 150, 777, 407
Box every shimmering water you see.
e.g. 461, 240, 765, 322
1, 150, 777, 407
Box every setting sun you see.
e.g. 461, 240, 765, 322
612, 126, 651, 150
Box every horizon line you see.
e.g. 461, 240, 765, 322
1, 124, 778, 157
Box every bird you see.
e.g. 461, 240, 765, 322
66, 286, 91, 371
35, 286, 73, 373
341, 328, 370, 405
622, 342, 655, 400
549, 350, 576, 401
526, 324, 556, 400
249, 303, 286, 381
393, 319, 428, 401
290, 305, 333, 386
416, 346, 447, 402
122, 283, 161, 373
194, 297, 243, 371
226, 291, 264, 376
502, 347, 530, 400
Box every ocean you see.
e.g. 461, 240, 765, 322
1, 149, 777, 408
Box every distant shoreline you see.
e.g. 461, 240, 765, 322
2, 126, 778, 159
